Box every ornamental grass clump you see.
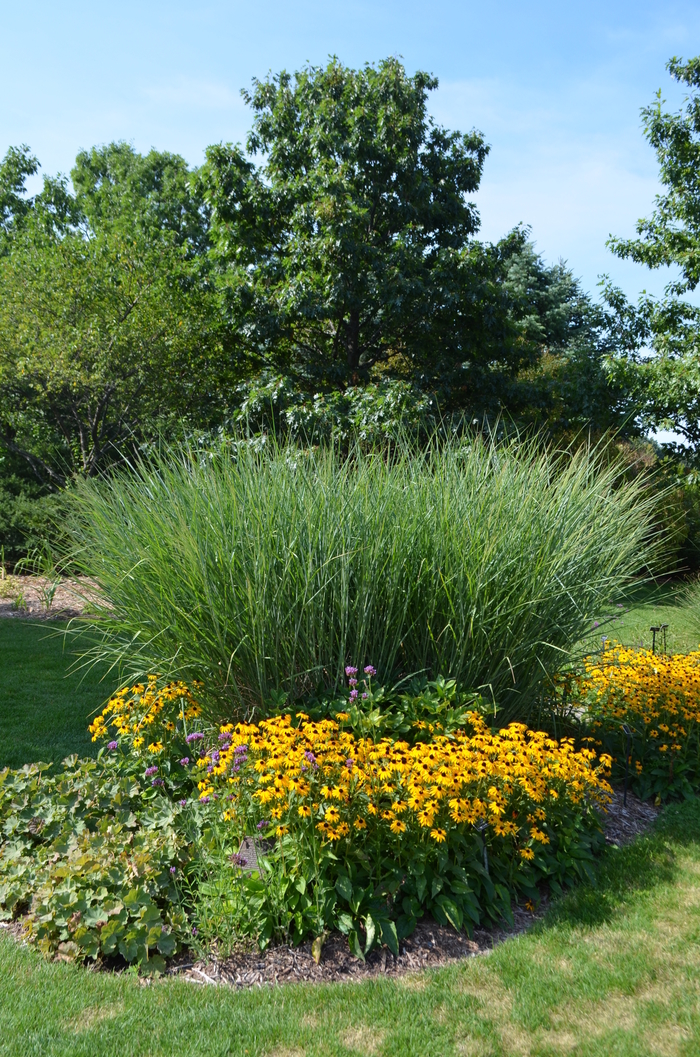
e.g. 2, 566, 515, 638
569, 642, 700, 801
68, 432, 657, 725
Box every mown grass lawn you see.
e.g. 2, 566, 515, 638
0, 620, 108, 768
1, 800, 699, 1056
595, 579, 699, 656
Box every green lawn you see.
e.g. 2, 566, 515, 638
0, 620, 111, 768
582, 578, 699, 656
1, 799, 699, 1056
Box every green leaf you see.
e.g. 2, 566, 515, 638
336, 912, 354, 935
156, 931, 177, 957
335, 875, 353, 902
348, 930, 365, 963
364, 913, 376, 954
435, 895, 462, 931
379, 918, 399, 957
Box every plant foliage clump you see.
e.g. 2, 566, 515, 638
0, 755, 190, 972
80, 676, 611, 960
70, 433, 657, 724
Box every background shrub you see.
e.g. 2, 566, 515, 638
68, 433, 658, 723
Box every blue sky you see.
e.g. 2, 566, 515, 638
3, 0, 700, 302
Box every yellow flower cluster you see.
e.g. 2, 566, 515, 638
575, 642, 700, 768
89, 677, 201, 750
207, 712, 611, 857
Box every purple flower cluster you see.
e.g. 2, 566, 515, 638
107, 741, 118, 751
302, 750, 318, 772
179, 757, 190, 766
186, 732, 204, 744
144, 766, 159, 777
345, 663, 377, 702
229, 852, 248, 868
151, 777, 165, 788
257, 819, 269, 830
169, 866, 177, 875
345, 758, 354, 769
219, 731, 233, 742
178, 799, 188, 807
232, 744, 248, 773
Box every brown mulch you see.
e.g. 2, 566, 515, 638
602, 787, 660, 847
0, 575, 99, 620
164, 789, 659, 990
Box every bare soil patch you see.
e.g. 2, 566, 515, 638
0, 575, 99, 620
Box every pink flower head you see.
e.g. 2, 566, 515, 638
349, 688, 358, 701
345, 666, 358, 677
363, 665, 377, 677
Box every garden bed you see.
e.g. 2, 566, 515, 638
142, 789, 660, 990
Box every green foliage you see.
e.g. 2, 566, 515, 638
0, 145, 39, 249
67, 433, 657, 724
604, 55, 700, 461
0, 755, 191, 971
0, 449, 65, 566
201, 56, 493, 392
231, 374, 437, 445
306, 673, 492, 743
0, 143, 235, 485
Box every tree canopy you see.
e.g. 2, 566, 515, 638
605, 56, 700, 460
0, 144, 233, 485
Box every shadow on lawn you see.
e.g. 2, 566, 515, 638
540, 797, 700, 931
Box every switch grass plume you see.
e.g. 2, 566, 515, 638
65, 432, 659, 724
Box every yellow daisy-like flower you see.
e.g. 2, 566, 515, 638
430, 828, 446, 843
147, 741, 163, 754
520, 847, 535, 860
390, 820, 407, 834
298, 805, 311, 817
